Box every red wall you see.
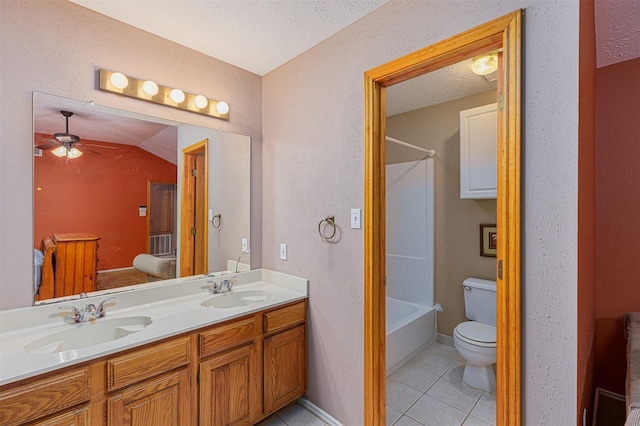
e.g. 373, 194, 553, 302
577, 0, 597, 421
34, 137, 177, 270
594, 57, 640, 394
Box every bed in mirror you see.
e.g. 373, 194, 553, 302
33, 92, 251, 304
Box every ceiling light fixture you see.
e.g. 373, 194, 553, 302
51, 145, 83, 159
98, 69, 230, 120
471, 52, 498, 76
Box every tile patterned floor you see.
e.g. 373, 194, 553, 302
258, 402, 328, 426
260, 343, 495, 426
387, 342, 496, 426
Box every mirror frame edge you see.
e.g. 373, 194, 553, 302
363, 10, 522, 425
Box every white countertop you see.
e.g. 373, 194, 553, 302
0, 269, 308, 386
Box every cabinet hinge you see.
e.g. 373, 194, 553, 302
191, 227, 197, 235
498, 92, 504, 111
191, 168, 198, 177
498, 259, 503, 280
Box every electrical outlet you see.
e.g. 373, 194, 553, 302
351, 208, 361, 229
280, 243, 287, 260
208, 209, 213, 221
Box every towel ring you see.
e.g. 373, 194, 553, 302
212, 214, 221, 229
318, 216, 336, 241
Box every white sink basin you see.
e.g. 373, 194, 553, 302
201, 290, 270, 309
24, 316, 153, 354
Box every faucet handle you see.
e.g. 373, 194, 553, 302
96, 297, 116, 318
59, 305, 83, 323
221, 279, 234, 292
206, 280, 220, 294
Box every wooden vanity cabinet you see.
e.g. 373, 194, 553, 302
263, 302, 307, 415
0, 299, 307, 426
0, 365, 98, 426
106, 336, 192, 426
198, 315, 261, 426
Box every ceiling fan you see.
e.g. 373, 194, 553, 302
35, 110, 116, 159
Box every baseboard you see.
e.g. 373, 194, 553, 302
437, 332, 454, 347
297, 397, 344, 426
97, 266, 135, 274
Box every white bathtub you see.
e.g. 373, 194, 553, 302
386, 297, 436, 376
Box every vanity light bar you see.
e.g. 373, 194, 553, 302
98, 69, 229, 120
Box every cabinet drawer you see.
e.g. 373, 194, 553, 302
200, 316, 258, 358
107, 336, 190, 391
263, 301, 305, 334
0, 367, 90, 426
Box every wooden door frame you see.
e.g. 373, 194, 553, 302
364, 11, 522, 425
180, 139, 209, 276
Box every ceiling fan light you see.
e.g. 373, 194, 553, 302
194, 95, 208, 109
471, 53, 498, 76
142, 80, 159, 96
170, 89, 185, 104
110, 72, 129, 89
52, 146, 68, 157
67, 147, 83, 159
216, 101, 229, 115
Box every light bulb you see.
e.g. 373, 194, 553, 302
110, 72, 129, 89
52, 146, 68, 157
471, 53, 498, 76
170, 89, 185, 104
67, 147, 83, 159
216, 101, 229, 115
142, 80, 159, 96
194, 95, 209, 109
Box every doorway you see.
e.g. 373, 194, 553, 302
147, 181, 177, 256
180, 139, 209, 276
364, 11, 522, 426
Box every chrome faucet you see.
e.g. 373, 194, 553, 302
206, 277, 236, 294
59, 297, 116, 323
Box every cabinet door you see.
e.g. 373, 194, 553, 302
30, 406, 90, 426
107, 369, 190, 426
263, 325, 306, 414
459, 103, 497, 199
199, 344, 259, 426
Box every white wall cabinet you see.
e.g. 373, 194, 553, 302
459, 103, 497, 199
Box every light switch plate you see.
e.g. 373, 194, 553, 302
242, 238, 248, 252
351, 208, 361, 229
280, 243, 287, 260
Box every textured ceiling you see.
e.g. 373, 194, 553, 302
69, 0, 390, 76
34, 98, 178, 164
386, 59, 497, 117
594, 0, 640, 68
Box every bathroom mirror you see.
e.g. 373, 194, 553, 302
32, 92, 251, 304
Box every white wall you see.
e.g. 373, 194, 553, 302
0, 0, 262, 308
386, 159, 434, 307
262, 1, 579, 424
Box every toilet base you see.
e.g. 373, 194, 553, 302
462, 363, 495, 393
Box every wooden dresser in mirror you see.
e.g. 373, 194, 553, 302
37, 233, 99, 300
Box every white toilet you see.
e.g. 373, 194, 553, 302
453, 277, 497, 392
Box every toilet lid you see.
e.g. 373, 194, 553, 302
455, 321, 496, 344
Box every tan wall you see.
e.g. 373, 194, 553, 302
387, 91, 497, 336
0, 0, 262, 308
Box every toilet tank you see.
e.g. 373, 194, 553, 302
463, 278, 497, 326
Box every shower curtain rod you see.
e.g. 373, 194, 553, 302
385, 136, 436, 157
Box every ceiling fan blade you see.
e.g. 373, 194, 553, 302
81, 143, 118, 150
35, 139, 60, 150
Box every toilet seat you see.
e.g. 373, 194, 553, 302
454, 322, 496, 348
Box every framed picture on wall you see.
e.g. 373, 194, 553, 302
480, 224, 497, 257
